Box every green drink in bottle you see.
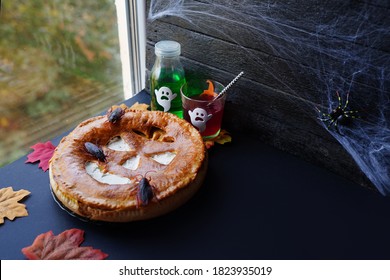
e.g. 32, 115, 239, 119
150, 40, 186, 118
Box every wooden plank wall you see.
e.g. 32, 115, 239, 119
145, 0, 390, 191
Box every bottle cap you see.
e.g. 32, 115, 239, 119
155, 40, 181, 57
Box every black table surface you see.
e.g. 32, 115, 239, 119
1, 90, 390, 260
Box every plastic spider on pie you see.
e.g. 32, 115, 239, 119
316, 91, 359, 135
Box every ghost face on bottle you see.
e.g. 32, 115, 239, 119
155, 87, 177, 112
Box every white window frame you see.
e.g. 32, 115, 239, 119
116, 0, 146, 99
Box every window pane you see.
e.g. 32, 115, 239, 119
0, 0, 124, 166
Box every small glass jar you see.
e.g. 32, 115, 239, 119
150, 40, 186, 118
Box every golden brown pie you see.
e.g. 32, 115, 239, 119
49, 108, 207, 222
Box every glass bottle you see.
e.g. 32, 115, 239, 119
150, 40, 186, 118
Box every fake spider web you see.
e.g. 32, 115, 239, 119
148, 0, 390, 194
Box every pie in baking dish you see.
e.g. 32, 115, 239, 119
49, 107, 207, 222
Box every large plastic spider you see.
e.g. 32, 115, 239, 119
316, 91, 359, 135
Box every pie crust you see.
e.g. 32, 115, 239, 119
49, 109, 207, 222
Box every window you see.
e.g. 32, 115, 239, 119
117, 0, 146, 98
0, 0, 145, 167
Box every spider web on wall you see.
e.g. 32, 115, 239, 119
148, 0, 390, 194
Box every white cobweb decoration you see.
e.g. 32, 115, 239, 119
148, 0, 390, 194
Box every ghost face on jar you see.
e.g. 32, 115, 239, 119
155, 86, 177, 112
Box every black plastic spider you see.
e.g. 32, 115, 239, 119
316, 91, 359, 135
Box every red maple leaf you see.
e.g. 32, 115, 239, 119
25, 141, 56, 171
21, 228, 108, 260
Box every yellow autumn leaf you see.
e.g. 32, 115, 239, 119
214, 129, 232, 145
0, 187, 30, 224
129, 102, 149, 111
203, 129, 232, 149
108, 103, 128, 113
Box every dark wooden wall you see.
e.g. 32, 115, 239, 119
145, 0, 390, 192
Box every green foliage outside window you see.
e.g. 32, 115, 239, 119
0, 0, 123, 166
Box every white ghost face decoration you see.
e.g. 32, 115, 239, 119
155, 86, 177, 112
188, 107, 212, 133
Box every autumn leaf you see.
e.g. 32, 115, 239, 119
108, 103, 128, 113
0, 186, 30, 224
129, 102, 149, 111
22, 228, 109, 260
214, 130, 232, 144
204, 129, 232, 149
204, 140, 215, 149
25, 141, 56, 171
200, 80, 217, 99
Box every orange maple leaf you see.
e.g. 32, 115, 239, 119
0, 187, 30, 224
200, 80, 217, 99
